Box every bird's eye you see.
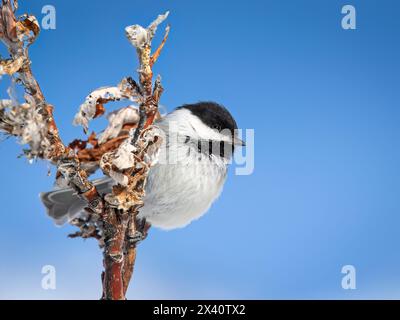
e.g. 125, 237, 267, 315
213, 125, 221, 131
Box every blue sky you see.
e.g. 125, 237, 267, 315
0, 0, 400, 299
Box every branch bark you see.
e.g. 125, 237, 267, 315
0, 1, 169, 300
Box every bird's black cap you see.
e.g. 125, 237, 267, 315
177, 101, 238, 135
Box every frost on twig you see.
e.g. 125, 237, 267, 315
101, 125, 163, 209
125, 11, 169, 49
98, 106, 140, 144
73, 78, 142, 133
0, 56, 24, 75
0, 101, 51, 158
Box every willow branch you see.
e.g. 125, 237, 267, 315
0, 1, 170, 300
0, 0, 102, 210
150, 24, 170, 67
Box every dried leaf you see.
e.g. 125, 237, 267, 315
88, 131, 98, 147
1, 2, 18, 41
94, 103, 105, 118
0, 99, 13, 109
125, 24, 148, 49
111, 138, 137, 170
0, 102, 51, 158
98, 106, 139, 144
73, 86, 124, 133
125, 11, 169, 48
17, 14, 40, 45
0, 56, 24, 75
73, 78, 142, 133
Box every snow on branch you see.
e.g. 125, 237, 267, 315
0, 101, 49, 158
125, 11, 169, 49
73, 77, 142, 133
98, 106, 140, 144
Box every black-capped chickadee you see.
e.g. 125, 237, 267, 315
41, 102, 244, 230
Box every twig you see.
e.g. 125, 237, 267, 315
150, 24, 170, 67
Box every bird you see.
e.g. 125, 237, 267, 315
40, 102, 244, 231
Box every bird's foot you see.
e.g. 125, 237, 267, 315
127, 219, 151, 246
128, 230, 146, 245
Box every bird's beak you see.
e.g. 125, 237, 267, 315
233, 137, 246, 146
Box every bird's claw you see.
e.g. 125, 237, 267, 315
128, 230, 146, 245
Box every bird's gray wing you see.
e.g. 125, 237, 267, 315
40, 177, 113, 225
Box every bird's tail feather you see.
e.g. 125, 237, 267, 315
40, 177, 113, 225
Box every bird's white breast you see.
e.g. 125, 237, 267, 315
137, 142, 227, 230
